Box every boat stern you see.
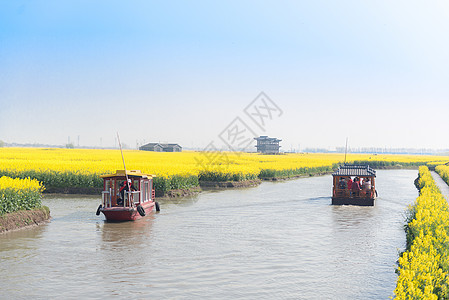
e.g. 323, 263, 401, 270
331, 197, 375, 206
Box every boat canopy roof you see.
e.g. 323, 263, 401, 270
100, 170, 155, 179
332, 164, 376, 177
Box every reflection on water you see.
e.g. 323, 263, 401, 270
99, 216, 155, 249
0, 170, 418, 299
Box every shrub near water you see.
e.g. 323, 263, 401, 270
0, 176, 44, 215
394, 166, 449, 299
0, 169, 102, 189
153, 175, 199, 192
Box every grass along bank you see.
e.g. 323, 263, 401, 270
0, 206, 50, 233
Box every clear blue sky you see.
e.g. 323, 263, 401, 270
1, 1, 448, 150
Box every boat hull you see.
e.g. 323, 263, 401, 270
100, 202, 155, 221
332, 197, 375, 206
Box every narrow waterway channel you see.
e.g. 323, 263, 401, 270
0, 170, 418, 299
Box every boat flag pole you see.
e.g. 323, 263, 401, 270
117, 132, 130, 194
344, 137, 348, 165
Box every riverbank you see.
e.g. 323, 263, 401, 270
155, 186, 202, 198
41, 180, 262, 198
394, 166, 449, 298
44, 186, 103, 194
199, 179, 261, 188
4, 148, 446, 199
0, 206, 50, 234
38, 164, 425, 198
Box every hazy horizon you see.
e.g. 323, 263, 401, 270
3, 140, 449, 154
1, 1, 449, 150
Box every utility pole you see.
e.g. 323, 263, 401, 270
344, 137, 348, 164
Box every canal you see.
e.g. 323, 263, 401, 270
0, 170, 418, 299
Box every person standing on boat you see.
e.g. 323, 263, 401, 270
338, 177, 347, 189
347, 177, 353, 190
352, 177, 361, 196
347, 177, 353, 196
118, 179, 137, 205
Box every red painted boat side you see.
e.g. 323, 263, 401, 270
101, 201, 155, 222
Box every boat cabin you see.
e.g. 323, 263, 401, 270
100, 170, 155, 208
332, 164, 376, 206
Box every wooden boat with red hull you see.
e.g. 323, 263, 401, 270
96, 170, 159, 221
331, 164, 377, 206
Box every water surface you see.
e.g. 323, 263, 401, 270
0, 170, 418, 299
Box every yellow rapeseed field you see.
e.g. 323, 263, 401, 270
0, 147, 448, 191
0, 176, 44, 193
1, 147, 448, 177
0, 176, 44, 215
394, 166, 449, 299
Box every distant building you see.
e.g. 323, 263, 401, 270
140, 143, 164, 152
254, 136, 281, 154
139, 143, 182, 152
162, 144, 182, 152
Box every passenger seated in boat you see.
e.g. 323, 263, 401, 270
117, 179, 137, 206
347, 177, 353, 189
362, 178, 371, 196
338, 177, 347, 189
352, 177, 361, 196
